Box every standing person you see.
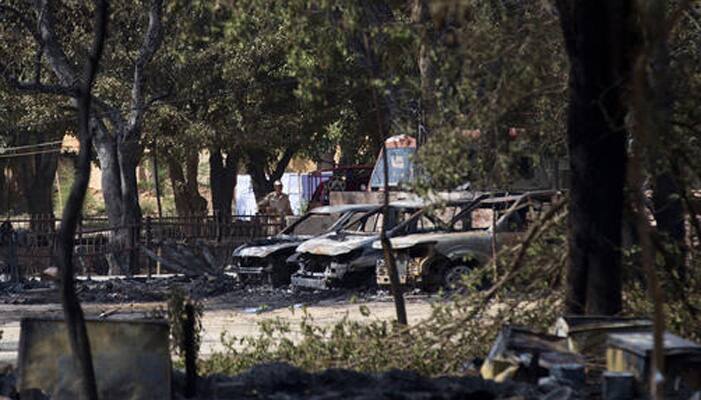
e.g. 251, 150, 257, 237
257, 180, 293, 231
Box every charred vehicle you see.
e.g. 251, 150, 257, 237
228, 204, 378, 286
374, 191, 561, 291
290, 193, 479, 290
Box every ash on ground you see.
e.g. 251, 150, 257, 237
0, 275, 384, 310
177, 362, 547, 400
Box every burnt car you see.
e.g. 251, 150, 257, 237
228, 204, 378, 286
374, 190, 561, 291
289, 193, 479, 290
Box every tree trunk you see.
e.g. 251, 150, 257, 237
95, 127, 144, 275
167, 151, 207, 216
0, 160, 6, 214
557, 0, 635, 315
118, 138, 143, 275
647, 18, 686, 282
246, 148, 295, 201
14, 131, 60, 231
653, 170, 686, 279
411, 0, 436, 146
95, 125, 124, 226
209, 147, 239, 222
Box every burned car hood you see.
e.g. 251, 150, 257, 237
234, 235, 311, 258
296, 232, 377, 256
372, 231, 489, 250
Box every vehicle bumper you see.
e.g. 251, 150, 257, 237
290, 273, 330, 290
233, 266, 266, 276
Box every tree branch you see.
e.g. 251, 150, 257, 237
126, 0, 163, 135
34, 0, 78, 86
0, 63, 77, 96
271, 146, 296, 180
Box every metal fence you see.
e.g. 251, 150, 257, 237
0, 214, 285, 277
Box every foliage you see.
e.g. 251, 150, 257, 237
416, 1, 568, 190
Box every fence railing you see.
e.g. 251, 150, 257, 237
0, 214, 285, 277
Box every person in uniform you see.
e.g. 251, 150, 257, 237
257, 180, 293, 231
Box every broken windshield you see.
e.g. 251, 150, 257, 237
284, 213, 340, 236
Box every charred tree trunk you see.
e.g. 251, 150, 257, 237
209, 147, 239, 222
167, 151, 207, 216
556, 0, 635, 315
55, 2, 108, 398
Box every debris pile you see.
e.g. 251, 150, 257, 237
0, 279, 57, 305
0, 275, 242, 305
75, 275, 241, 303
177, 362, 544, 400
480, 318, 701, 399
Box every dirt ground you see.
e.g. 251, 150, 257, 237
0, 276, 439, 365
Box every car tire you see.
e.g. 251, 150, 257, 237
442, 264, 473, 291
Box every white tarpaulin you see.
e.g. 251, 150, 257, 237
235, 173, 305, 216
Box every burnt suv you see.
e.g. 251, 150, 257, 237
374, 191, 561, 291
289, 193, 480, 290
228, 204, 378, 286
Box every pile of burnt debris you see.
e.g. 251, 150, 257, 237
0, 275, 241, 305
0, 274, 372, 307
1, 362, 551, 400
177, 362, 546, 400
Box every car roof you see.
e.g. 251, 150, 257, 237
389, 191, 481, 209
475, 189, 561, 205
309, 204, 380, 214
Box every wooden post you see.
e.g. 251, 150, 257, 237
183, 303, 198, 398
77, 217, 85, 277
145, 216, 153, 278
215, 210, 222, 242
9, 226, 19, 282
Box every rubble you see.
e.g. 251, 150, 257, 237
480, 326, 584, 384
0, 275, 240, 305
179, 362, 546, 399
0, 274, 381, 310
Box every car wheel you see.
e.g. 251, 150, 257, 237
442, 264, 472, 290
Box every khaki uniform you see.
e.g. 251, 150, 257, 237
257, 191, 293, 217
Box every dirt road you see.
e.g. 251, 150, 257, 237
0, 290, 438, 365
